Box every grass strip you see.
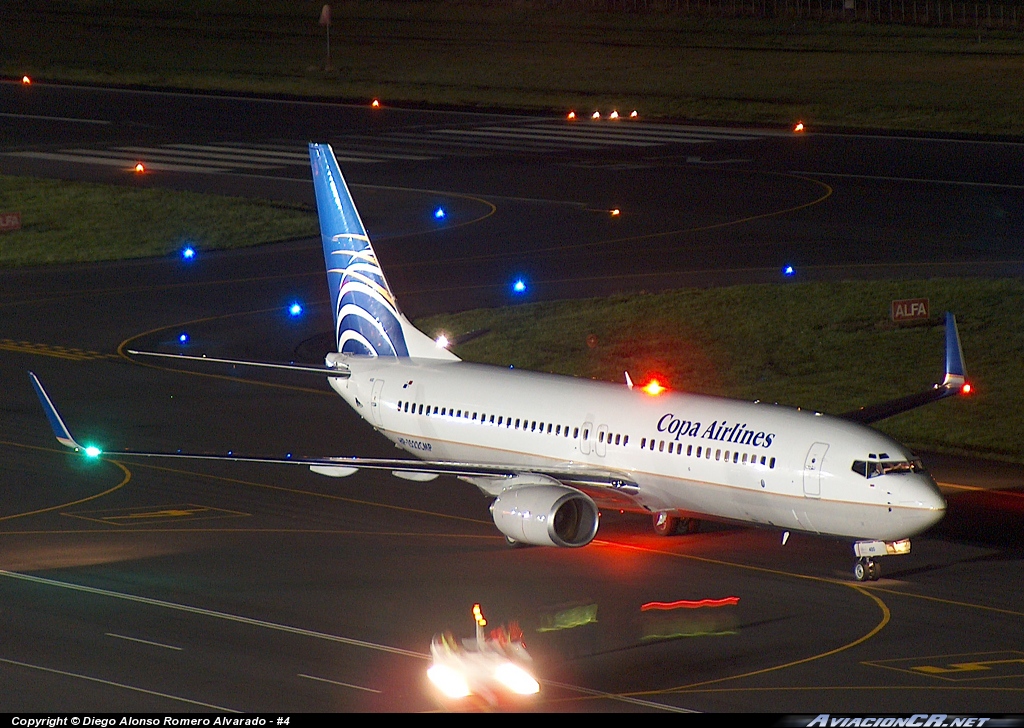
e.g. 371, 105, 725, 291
3, 1, 1024, 133
0, 175, 316, 266
418, 278, 1024, 461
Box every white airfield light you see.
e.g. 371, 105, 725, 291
435, 334, 450, 349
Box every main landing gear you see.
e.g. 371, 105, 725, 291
652, 511, 699, 537
854, 557, 881, 582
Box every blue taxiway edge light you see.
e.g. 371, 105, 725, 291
434, 207, 446, 220
181, 246, 196, 260
782, 265, 796, 277
178, 332, 190, 344
288, 302, 303, 317
512, 279, 527, 294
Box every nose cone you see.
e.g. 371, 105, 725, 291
900, 476, 947, 533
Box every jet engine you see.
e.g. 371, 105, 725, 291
490, 485, 599, 547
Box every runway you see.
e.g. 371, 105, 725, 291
1, 82, 1023, 712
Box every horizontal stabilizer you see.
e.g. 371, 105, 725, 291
127, 350, 350, 376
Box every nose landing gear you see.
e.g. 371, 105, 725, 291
854, 557, 880, 582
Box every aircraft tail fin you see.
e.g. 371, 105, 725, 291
941, 311, 968, 388
308, 143, 458, 360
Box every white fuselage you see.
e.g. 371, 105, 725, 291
329, 357, 946, 542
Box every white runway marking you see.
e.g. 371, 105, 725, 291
106, 632, 183, 650
0, 570, 427, 659
0, 656, 237, 711
793, 170, 1024, 190
0, 112, 110, 125
298, 673, 382, 693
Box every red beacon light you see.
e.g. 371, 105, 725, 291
642, 379, 666, 396
961, 382, 972, 395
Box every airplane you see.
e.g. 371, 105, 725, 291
30, 143, 970, 583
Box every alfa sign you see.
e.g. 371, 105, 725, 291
0, 212, 21, 232
892, 298, 929, 322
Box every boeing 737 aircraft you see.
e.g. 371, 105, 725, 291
31, 143, 970, 582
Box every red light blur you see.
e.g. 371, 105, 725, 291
641, 597, 740, 611
567, 110, 576, 120
134, 162, 145, 173
961, 383, 972, 395
21, 75, 31, 85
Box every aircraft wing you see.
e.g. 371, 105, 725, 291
126, 349, 351, 377
29, 372, 640, 494
840, 312, 971, 425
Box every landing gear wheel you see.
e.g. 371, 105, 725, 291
867, 560, 881, 581
653, 511, 679, 536
854, 558, 868, 582
854, 557, 879, 582
505, 535, 523, 548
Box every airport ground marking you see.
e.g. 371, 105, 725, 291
0, 338, 116, 361
117, 309, 334, 396
793, 170, 1024, 190
0, 111, 110, 125
936, 480, 1024, 501
0, 448, 131, 522
105, 632, 183, 651
539, 679, 698, 712
349, 183, 497, 239
0, 656, 236, 711
864, 651, 1024, 681
126, 460, 493, 526
865, 586, 1024, 620
298, 673, 381, 693
0, 569, 429, 660
592, 539, 890, 697
63, 502, 250, 526
388, 172, 832, 273
0, 527, 501, 540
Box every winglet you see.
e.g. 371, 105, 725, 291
941, 312, 969, 391
28, 372, 86, 452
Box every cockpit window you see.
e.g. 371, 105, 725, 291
851, 458, 926, 479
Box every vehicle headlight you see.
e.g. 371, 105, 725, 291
427, 663, 471, 698
493, 662, 540, 695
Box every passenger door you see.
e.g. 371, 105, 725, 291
803, 442, 829, 497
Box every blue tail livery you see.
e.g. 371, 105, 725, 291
309, 143, 457, 360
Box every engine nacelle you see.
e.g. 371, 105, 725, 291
490, 485, 599, 548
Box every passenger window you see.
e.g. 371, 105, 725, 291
733, 452, 739, 464
573, 427, 579, 438
770, 457, 776, 469
641, 438, 647, 449
725, 450, 730, 461
614, 434, 620, 445
716, 449, 721, 461
687, 445, 692, 456
623, 435, 628, 446
696, 446, 702, 457
515, 419, 521, 429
